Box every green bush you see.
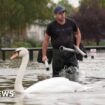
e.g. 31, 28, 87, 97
26, 39, 42, 47
11, 39, 43, 48
83, 40, 105, 46
12, 41, 32, 48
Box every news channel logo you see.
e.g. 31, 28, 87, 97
0, 90, 15, 97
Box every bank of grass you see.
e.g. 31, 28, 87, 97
11, 39, 52, 48
83, 41, 105, 46
11, 40, 42, 48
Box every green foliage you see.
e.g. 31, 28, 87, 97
12, 41, 32, 48
101, 0, 105, 7
0, 0, 53, 34
11, 39, 43, 48
27, 39, 42, 47
83, 40, 105, 46
0, 0, 78, 48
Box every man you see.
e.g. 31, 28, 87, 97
42, 6, 81, 81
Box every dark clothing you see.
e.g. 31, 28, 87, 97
46, 18, 78, 49
46, 18, 78, 77
52, 49, 78, 77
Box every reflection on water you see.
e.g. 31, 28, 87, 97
0, 52, 105, 105
0, 92, 105, 105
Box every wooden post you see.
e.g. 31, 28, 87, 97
2, 51, 6, 61
29, 50, 33, 61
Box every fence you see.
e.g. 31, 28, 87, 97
0, 46, 105, 61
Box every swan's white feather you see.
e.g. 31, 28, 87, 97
14, 48, 89, 93
25, 77, 88, 93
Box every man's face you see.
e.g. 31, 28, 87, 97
55, 11, 66, 22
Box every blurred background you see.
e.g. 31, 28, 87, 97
0, 0, 105, 48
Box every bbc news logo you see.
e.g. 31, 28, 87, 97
0, 90, 15, 97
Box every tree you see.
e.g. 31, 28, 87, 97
73, 0, 105, 45
0, 0, 53, 37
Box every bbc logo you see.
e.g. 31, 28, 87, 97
0, 90, 15, 97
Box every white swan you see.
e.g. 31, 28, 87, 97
10, 48, 89, 93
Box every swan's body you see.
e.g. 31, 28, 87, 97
25, 77, 88, 93
11, 48, 89, 93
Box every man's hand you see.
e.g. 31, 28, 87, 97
42, 55, 48, 63
42, 33, 50, 63
75, 45, 80, 48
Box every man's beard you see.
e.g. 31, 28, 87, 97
57, 18, 65, 24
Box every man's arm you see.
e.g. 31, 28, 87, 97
75, 28, 81, 47
42, 33, 50, 62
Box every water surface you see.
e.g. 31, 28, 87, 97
0, 51, 105, 105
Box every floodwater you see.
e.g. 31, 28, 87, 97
0, 51, 105, 105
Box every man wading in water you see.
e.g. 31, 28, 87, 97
42, 6, 81, 81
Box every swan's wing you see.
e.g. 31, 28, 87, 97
25, 77, 87, 93
25, 77, 71, 93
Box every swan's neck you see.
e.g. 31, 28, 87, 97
15, 53, 29, 92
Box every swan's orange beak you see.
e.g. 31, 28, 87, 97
10, 52, 19, 60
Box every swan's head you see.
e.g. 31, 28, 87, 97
10, 47, 29, 60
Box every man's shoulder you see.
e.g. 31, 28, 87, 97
66, 18, 76, 24
47, 20, 56, 27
